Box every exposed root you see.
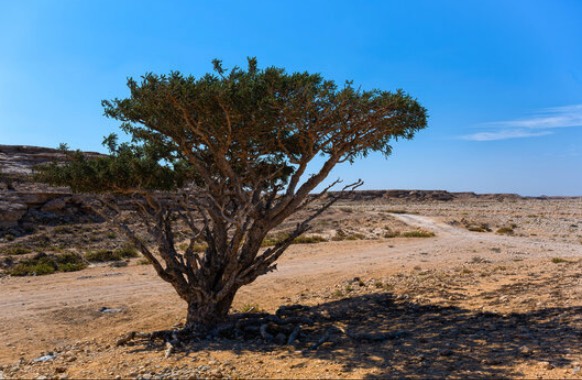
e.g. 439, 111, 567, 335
308, 328, 331, 350
115, 302, 406, 355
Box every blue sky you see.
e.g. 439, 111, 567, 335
1, 1, 581, 196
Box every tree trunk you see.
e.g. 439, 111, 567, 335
185, 291, 237, 332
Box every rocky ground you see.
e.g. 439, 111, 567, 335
0, 195, 581, 379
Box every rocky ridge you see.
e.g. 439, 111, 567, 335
0, 145, 104, 237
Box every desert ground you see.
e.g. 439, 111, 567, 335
1, 194, 581, 379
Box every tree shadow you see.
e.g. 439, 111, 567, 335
132, 293, 581, 378
302, 294, 580, 378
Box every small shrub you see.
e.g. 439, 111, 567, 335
238, 303, 263, 313
86, 249, 120, 262
293, 235, 327, 244
332, 289, 344, 298
496, 227, 514, 235
332, 230, 366, 241
192, 243, 208, 252
260, 237, 280, 247
114, 243, 139, 258
137, 257, 152, 265
10, 262, 56, 276
262, 233, 327, 246
1, 245, 32, 255
52, 245, 65, 253
470, 255, 489, 264
384, 230, 400, 238
401, 230, 435, 238
54, 252, 86, 272
460, 219, 491, 232
59, 262, 86, 272
551, 257, 571, 264
8, 252, 86, 276
106, 232, 117, 239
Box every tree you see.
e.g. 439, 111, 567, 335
37, 58, 427, 334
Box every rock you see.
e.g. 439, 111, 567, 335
537, 361, 553, 370
0, 198, 27, 229
65, 356, 77, 363
519, 345, 532, 356
99, 307, 123, 314
41, 198, 68, 212
0, 145, 106, 234
33, 353, 56, 363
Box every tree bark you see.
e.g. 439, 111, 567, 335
185, 290, 237, 332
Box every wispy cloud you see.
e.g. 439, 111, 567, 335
465, 130, 553, 142
462, 104, 582, 141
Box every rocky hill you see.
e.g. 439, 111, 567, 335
0, 145, 104, 237
0, 144, 104, 176
0, 145, 66, 176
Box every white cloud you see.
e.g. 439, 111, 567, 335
463, 129, 553, 142
462, 104, 582, 141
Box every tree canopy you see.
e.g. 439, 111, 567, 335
40, 58, 426, 195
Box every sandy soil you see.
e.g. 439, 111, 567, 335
0, 198, 581, 379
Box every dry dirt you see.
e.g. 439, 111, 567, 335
1, 197, 581, 379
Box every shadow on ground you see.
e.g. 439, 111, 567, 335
131, 293, 581, 378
